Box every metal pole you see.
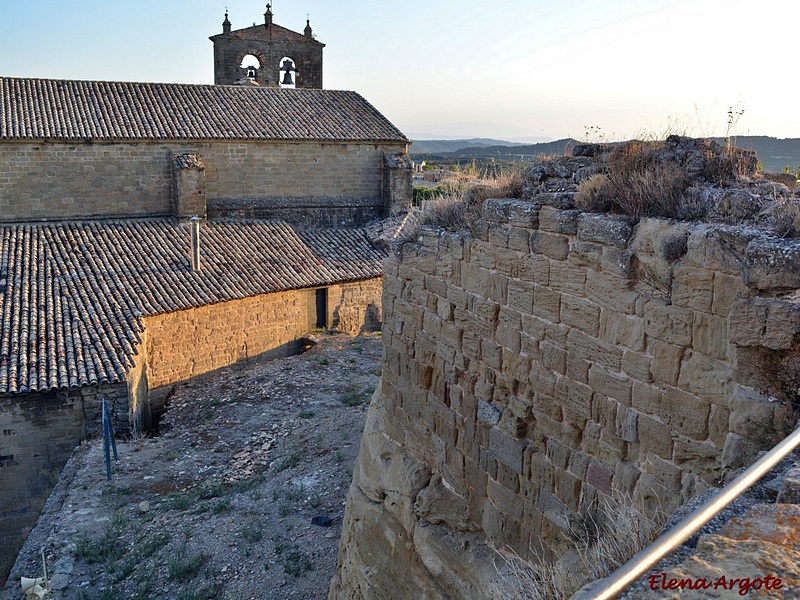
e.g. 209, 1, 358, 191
102, 400, 112, 481
573, 425, 800, 600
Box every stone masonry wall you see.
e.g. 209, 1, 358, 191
143, 280, 382, 394
330, 198, 800, 599
0, 383, 128, 580
0, 140, 405, 222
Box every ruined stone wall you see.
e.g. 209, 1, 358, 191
0, 140, 405, 222
0, 383, 128, 579
330, 199, 800, 599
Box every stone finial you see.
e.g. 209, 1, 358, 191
264, 3, 273, 27
222, 10, 231, 34
304, 18, 313, 38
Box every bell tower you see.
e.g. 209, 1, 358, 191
209, 4, 324, 88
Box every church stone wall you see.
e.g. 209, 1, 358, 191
0, 140, 405, 223
329, 199, 800, 599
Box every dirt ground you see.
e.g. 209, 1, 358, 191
4, 332, 381, 600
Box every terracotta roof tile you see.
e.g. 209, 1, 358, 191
0, 219, 385, 395
0, 77, 407, 142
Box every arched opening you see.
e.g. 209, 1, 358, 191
240, 54, 262, 81
279, 57, 297, 88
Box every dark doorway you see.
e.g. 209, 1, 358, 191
315, 288, 327, 329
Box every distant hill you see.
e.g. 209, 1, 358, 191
411, 136, 800, 174
410, 138, 529, 154
411, 138, 577, 160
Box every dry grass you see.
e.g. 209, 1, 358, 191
490, 494, 664, 600
398, 170, 523, 243
575, 141, 693, 219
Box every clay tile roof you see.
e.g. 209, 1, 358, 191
0, 77, 407, 142
0, 219, 385, 395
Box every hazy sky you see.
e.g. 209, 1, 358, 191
0, 0, 796, 142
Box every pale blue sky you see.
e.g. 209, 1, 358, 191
0, 0, 796, 141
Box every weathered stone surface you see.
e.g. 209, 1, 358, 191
777, 463, 800, 504
538, 205, 580, 234
644, 299, 693, 346
577, 213, 634, 248
729, 296, 800, 350
744, 236, 800, 290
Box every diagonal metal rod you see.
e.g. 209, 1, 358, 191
572, 426, 800, 600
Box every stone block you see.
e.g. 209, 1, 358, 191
692, 311, 728, 360
585, 269, 639, 314
599, 310, 646, 352
643, 299, 693, 346
744, 237, 800, 290
560, 294, 601, 336
477, 400, 501, 425
530, 231, 570, 260
489, 427, 526, 474
533, 285, 561, 322
546, 438, 572, 470
678, 352, 736, 406
637, 413, 672, 460
507, 228, 531, 252
601, 247, 635, 279
686, 224, 757, 274
587, 461, 613, 495
662, 385, 710, 440
568, 450, 592, 480
612, 461, 641, 498
555, 376, 593, 422
621, 350, 652, 382
728, 385, 779, 443
589, 365, 632, 406
672, 434, 721, 481
517, 254, 550, 285
722, 432, 758, 471
566, 354, 590, 383
671, 265, 714, 312
538, 489, 570, 530
591, 394, 619, 431
577, 213, 634, 248
549, 261, 587, 296
540, 342, 567, 375
566, 329, 623, 372
569, 241, 603, 270
650, 340, 685, 386
711, 272, 745, 317
538, 206, 580, 234
616, 404, 639, 443
554, 467, 582, 511
642, 453, 682, 493
507, 280, 534, 314
729, 296, 800, 350
708, 403, 730, 448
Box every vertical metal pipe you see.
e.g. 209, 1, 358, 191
190, 216, 201, 271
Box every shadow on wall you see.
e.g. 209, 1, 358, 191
331, 289, 381, 335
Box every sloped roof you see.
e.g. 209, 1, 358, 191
0, 219, 385, 395
0, 77, 407, 142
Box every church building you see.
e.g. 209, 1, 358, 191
0, 5, 411, 579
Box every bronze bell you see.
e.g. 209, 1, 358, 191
281, 70, 294, 85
